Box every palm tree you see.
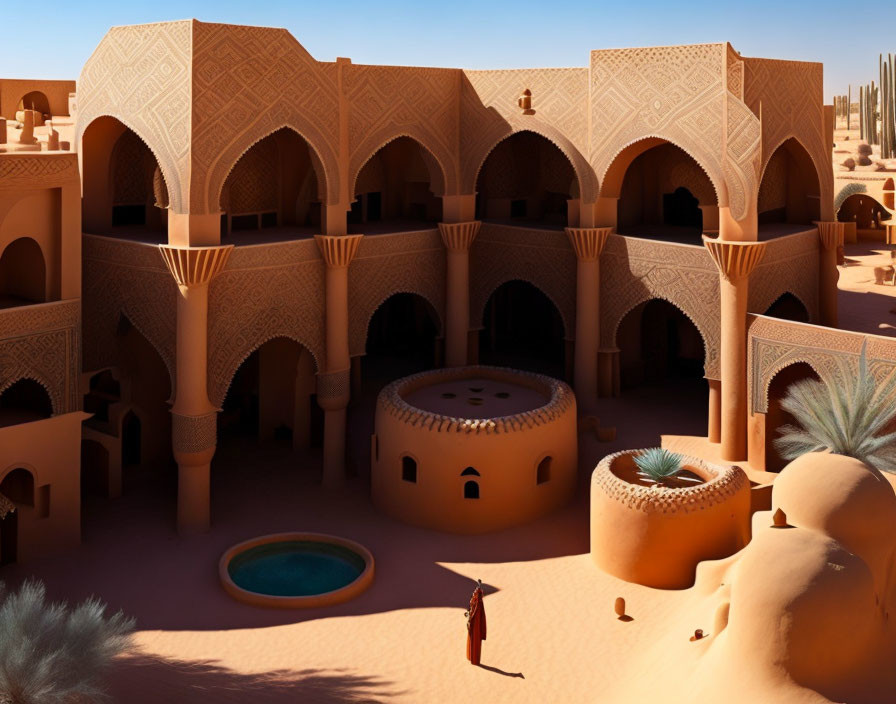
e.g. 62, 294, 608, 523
775, 343, 896, 473
0, 580, 134, 704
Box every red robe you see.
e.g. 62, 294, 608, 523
466, 586, 486, 665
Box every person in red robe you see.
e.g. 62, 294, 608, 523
465, 579, 486, 665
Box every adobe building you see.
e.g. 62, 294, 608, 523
6, 19, 895, 559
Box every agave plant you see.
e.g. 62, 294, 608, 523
0, 580, 135, 704
775, 343, 896, 473
634, 448, 684, 485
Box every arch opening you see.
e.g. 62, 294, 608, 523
362, 293, 440, 395
612, 141, 716, 243
401, 456, 417, 483
763, 293, 810, 323
836, 193, 892, 231
81, 116, 169, 242
122, 411, 141, 467
17, 91, 50, 121
479, 280, 565, 379
0, 237, 46, 308
464, 480, 480, 499
218, 337, 321, 453
537, 456, 552, 484
765, 362, 821, 472
758, 138, 822, 230
350, 137, 443, 234
220, 128, 324, 242
475, 131, 577, 229
0, 379, 52, 427
0, 468, 35, 566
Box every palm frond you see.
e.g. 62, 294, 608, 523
0, 580, 135, 704
774, 342, 896, 472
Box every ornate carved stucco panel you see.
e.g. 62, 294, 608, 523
469, 225, 576, 337
348, 230, 446, 358
207, 239, 325, 407
748, 231, 819, 320
600, 235, 721, 379
76, 21, 192, 212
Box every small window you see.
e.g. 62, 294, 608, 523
401, 456, 417, 483
537, 456, 552, 484
461, 467, 480, 477
464, 480, 479, 499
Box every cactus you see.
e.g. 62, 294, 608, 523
880, 54, 896, 160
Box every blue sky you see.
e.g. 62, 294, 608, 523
3, 0, 894, 100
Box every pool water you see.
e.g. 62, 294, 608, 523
227, 540, 367, 597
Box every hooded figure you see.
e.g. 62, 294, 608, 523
465, 579, 486, 665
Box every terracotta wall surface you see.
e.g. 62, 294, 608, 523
0, 79, 75, 120
748, 230, 819, 319
748, 314, 896, 415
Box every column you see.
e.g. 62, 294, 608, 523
816, 221, 843, 328
438, 222, 481, 367
704, 237, 767, 462
158, 244, 233, 534
565, 227, 611, 407
315, 234, 363, 489
707, 378, 721, 444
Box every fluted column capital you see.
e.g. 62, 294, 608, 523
315, 234, 364, 268
438, 221, 481, 252
815, 221, 845, 250
703, 236, 767, 282
159, 245, 233, 287
565, 227, 612, 261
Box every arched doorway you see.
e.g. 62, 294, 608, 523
836, 193, 891, 230
362, 293, 440, 393
220, 128, 324, 238
479, 281, 565, 378
17, 91, 50, 120
765, 363, 821, 472
764, 293, 810, 323
81, 116, 169, 240
758, 138, 822, 228
218, 337, 319, 451
0, 237, 46, 307
475, 131, 577, 228
618, 300, 705, 387
609, 140, 716, 243
350, 137, 443, 232
0, 379, 52, 427
0, 468, 35, 566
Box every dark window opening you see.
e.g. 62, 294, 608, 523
231, 214, 259, 231
401, 456, 417, 483
464, 480, 480, 499
537, 456, 552, 484
261, 212, 278, 228
510, 199, 527, 218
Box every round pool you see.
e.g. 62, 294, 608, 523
219, 532, 375, 608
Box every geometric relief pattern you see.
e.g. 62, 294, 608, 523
460, 68, 596, 201
0, 300, 80, 414
347, 65, 459, 196
748, 230, 819, 320
192, 22, 341, 211
349, 230, 446, 357
470, 224, 576, 337
600, 235, 721, 379
591, 44, 729, 208
76, 21, 192, 212
724, 94, 761, 221
0, 154, 77, 188
748, 314, 896, 414
207, 239, 325, 407
744, 58, 831, 219
81, 236, 177, 391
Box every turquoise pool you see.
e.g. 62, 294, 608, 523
227, 540, 368, 597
